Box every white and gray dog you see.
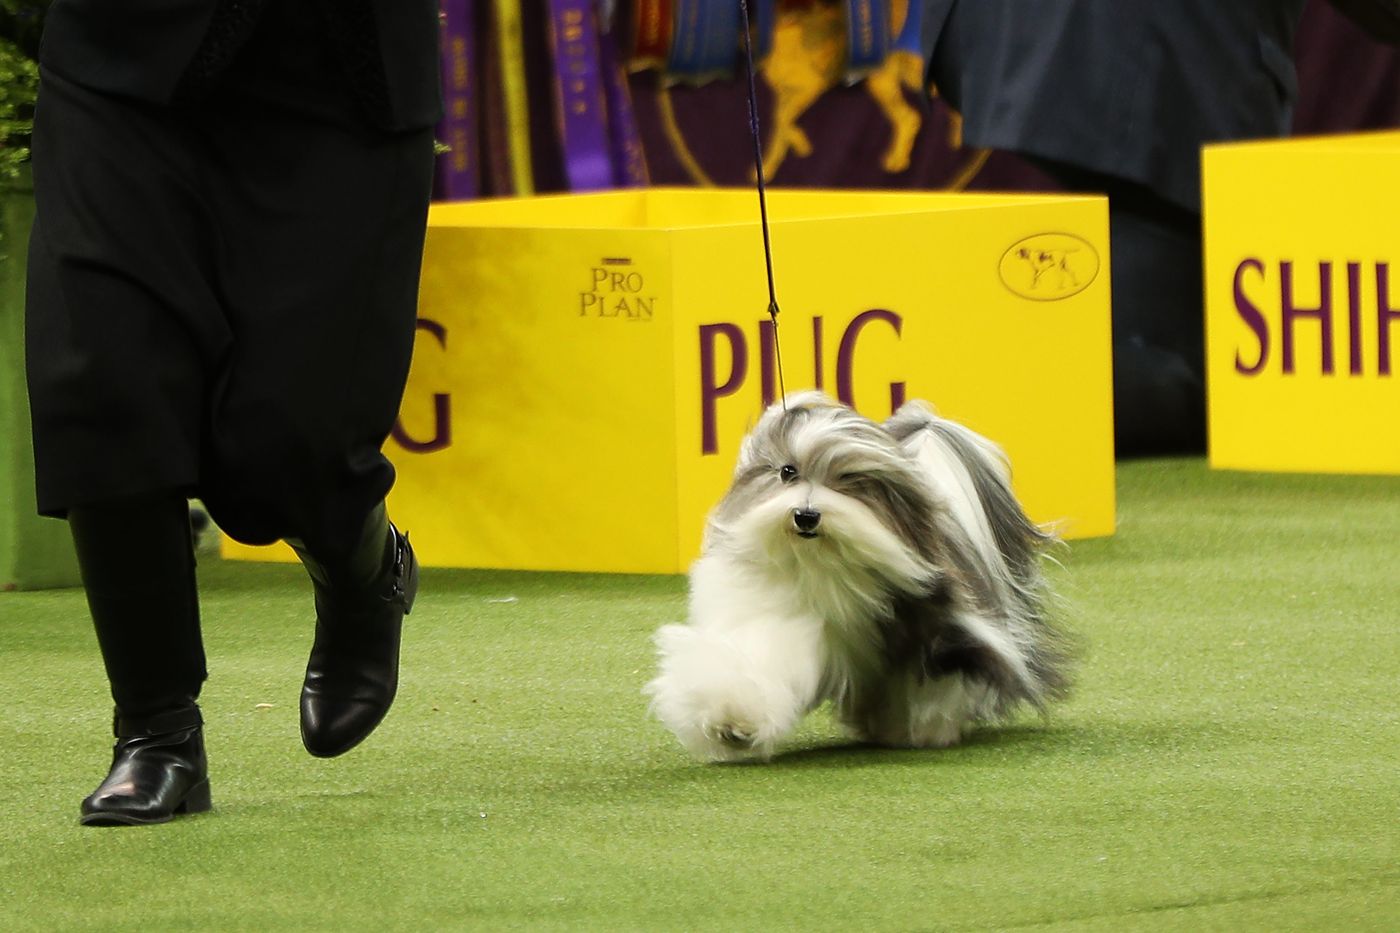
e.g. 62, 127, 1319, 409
646, 391, 1073, 761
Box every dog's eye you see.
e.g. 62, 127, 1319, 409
779, 464, 799, 484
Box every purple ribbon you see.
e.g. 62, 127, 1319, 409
599, 20, 649, 186
548, 0, 614, 191
434, 0, 480, 200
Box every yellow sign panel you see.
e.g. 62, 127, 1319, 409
1205, 132, 1400, 473
225, 188, 1114, 573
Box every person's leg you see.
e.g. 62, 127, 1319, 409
25, 71, 226, 824
1105, 202, 1207, 456
192, 98, 434, 756
24, 70, 225, 516
68, 492, 210, 826
288, 503, 418, 758
1030, 158, 1206, 456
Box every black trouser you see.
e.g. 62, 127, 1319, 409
25, 67, 434, 559
67, 494, 207, 721
26, 54, 433, 721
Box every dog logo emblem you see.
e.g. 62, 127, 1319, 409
999, 234, 1099, 301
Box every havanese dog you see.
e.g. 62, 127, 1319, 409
646, 391, 1073, 762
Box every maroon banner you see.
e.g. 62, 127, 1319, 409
466, 0, 1400, 197
626, 0, 1400, 195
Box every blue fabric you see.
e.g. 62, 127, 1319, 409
922, 0, 1309, 210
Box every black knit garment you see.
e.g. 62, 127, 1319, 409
177, 0, 271, 97
314, 0, 392, 128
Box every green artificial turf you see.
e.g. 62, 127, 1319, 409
1, 459, 1398, 931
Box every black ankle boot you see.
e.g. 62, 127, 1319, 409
81, 706, 210, 826
292, 511, 418, 758
68, 493, 210, 825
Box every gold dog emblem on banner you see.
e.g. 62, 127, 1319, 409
658, 0, 987, 185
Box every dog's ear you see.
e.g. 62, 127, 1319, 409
889, 408, 1052, 576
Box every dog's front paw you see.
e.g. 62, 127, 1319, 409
700, 707, 780, 762
656, 693, 782, 763
716, 717, 761, 750
646, 623, 806, 763
713, 721, 757, 750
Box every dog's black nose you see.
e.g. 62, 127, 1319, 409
793, 508, 821, 534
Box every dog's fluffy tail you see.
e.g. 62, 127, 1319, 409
885, 401, 1076, 707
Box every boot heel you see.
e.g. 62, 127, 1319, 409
179, 778, 212, 815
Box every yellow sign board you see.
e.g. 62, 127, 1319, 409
1205, 131, 1400, 473
225, 188, 1114, 573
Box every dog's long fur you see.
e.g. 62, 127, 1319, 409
646, 392, 1073, 761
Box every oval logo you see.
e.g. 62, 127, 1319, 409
998, 233, 1100, 301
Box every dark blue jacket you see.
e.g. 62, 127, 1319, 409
922, 0, 1310, 210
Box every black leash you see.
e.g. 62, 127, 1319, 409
738, 0, 787, 410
